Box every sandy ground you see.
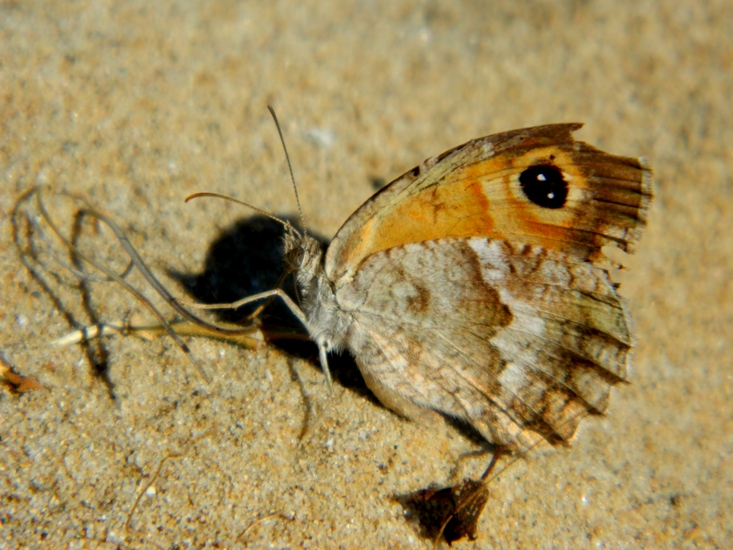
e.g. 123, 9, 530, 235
1, 1, 731, 548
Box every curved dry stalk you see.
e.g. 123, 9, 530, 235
124, 429, 216, 532
33, 187, 278, 382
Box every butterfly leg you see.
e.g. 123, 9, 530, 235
185, 289, 335, 393
317, 344, 335, 394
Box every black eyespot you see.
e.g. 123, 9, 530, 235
519, 164, 568, 209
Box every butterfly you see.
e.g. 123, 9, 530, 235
43, 120, 651, 454
227, 120, 652, 453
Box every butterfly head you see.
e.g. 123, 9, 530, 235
283, 223, 326, 299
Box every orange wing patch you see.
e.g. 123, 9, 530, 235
351, 175, 496, 261
327, 125, 651, 281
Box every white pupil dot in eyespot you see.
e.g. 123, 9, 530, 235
548, 192, 555, 199
538, 173, 547, 181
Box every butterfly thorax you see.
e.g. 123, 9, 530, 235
283, 227, 352, 354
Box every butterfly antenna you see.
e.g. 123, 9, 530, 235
184, 192, 298, 236
267, 105, 307, 237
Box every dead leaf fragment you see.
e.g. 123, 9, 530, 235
0, 357, 42, 393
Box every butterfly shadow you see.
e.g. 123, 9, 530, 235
165, 214, 372, 400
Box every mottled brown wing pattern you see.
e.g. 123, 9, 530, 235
337, 236, 631, 452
